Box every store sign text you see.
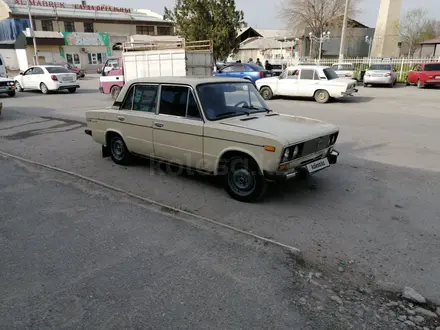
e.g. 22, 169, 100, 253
14, 0, 132, 12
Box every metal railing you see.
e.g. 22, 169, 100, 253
123, 39, 213, 53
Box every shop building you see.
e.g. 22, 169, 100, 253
0, 0, 173, 71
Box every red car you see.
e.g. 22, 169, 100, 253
406, 62, 440, 88
47, 62, 86, 79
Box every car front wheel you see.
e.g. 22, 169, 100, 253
225, 156, 267, 202
110, 85, 121, 100
417, 79, 424, 89
15, 81, 23, 92
8, 91, 15, 97
260, 86, 273, 100
314, 89, 330, 103
109, 134, 131, 165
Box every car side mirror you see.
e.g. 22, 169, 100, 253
19, 72, 23, 75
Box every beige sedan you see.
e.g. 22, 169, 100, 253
85, 77, 339, 202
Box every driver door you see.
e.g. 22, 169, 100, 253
21, 67, 35, 89
276, 69, 299, 96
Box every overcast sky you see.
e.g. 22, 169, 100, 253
74, 0, 440, 30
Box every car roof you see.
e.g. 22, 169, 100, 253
127, 76, 248, 87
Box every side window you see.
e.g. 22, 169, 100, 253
33, 67, 44, 74
300, 69, 315, 80
232, 65, 245, 72
221, 66, 234, 73
187, 91, 201, 119
120, 84, 158, 112
313, 70, 320, 80
286, 70, 299, 79
159, 85, 189, 117
107, 58, 120, 69
24, 68, 34, 75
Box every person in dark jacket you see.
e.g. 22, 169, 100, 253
265, 60, 273, 71
255, 58, 263, 67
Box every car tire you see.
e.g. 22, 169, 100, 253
15, 81, 23, 92
260, 86, 273, 100
40, 83, 49, 94
363, 83, 368, 87
68, 88, 77, 93
417, 79, 424, 89
225, 155, 267, 203
7, 91, 15, 97
109, 134, 132, 165
110, 85, 121, 100
314, 89, 330, 103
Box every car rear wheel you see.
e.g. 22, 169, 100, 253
15, 81, 23, 92
260, 86, 273, 100
109, 134, 132, 165
225, 156, 267, 203
314, 89, 330, 103
417, 79, 424, 89
68, 88, 76, 93
110, 85, 121, 100
7, 91, 15, 97
40, 83, 49, 94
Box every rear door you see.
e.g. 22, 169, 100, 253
297, 68, 320, 97
31, 67, 45, 89
152, 85, 204, 168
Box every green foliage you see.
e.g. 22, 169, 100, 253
164, 0, 244, 61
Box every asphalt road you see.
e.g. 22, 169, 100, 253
0, 156, 311, 329
1, 76, 439, 305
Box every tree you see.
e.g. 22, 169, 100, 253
396, 8, 439, 56
280, 0, 362, 57
164, 0, 244, 61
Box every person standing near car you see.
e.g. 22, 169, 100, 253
265, 60, 273, 71
256, 58, 263, 67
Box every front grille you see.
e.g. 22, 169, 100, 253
0, 81, 8, 87
301, 135, 331, 157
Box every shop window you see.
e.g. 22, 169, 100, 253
64, 21, 75, 32
88, 53, 106, 65
84, 22, 94, 33
66, 53, 81, 65
157, 26, 171, 35
136, 25, 155, 35
41, 20, 53, 31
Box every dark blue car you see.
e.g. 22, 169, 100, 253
213, 63, 271, 83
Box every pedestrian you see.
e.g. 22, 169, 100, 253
265, 60, 273, 71
248, 58, 253, 63
255, 58, 263, 67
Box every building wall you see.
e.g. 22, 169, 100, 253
0, 48, 19, 70
420, 45, 436, 57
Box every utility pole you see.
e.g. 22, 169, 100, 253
26, 0, 39, 65
338, 0, 350, 62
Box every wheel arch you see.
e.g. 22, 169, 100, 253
215, 147, 263, 176
105, 129, 125, 147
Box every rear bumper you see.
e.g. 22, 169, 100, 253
55, 84, 80, 91
342, 89, 358, 96
264, 150, 339, 182
364, 76, 393, 84
424, 80, 440, 85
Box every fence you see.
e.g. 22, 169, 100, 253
284, 57, 440, 82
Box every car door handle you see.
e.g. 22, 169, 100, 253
116, 77, 119, 80
117, 116, 125, 121
154, 122, 164, 128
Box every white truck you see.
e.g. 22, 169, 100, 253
99, 37, 214, 99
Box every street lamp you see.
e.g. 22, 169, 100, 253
309, 31, 330, 63
365, 35, 381, 66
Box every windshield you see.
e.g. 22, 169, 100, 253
332, 64, 353, 70
369, 64, 392, 71
323, 68, 339, 80
45, 66, 71, 73
197, 82, 269, 121
247, 63, 264, 71
425, 63, 440, 71
272, 65, 282, 70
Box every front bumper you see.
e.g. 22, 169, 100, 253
424, 79, 440, 85
264, 150, 339, 182
364, 76, 393, 85
0, 86, 15, 93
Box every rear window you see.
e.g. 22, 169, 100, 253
323, 68, 339, 80
45, 66, 71, 73
246, 63, 264, 71
369, 64, 392, 70
424, 63, 440, 71
332, 64, 353, 70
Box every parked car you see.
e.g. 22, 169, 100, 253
255, 65, 358, 103
0, 77, 16, 97
270, 64, 285, 76
331, 63, 355, 80
213, 63, 271, 83
84, 77, 340, 202
46, 62, 85, 79
406, 62, 440, 88
14, 65, 79, 94
363, 64, 397, 87
0, 54, 7, 78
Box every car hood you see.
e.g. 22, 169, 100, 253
0, 77, 13, 82
220, 113, 338, 144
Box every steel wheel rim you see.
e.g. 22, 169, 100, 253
317, 91, 326, 101
228, 165, 256, 196
111, 139, 124, 160
262, 89, 270, 99
15, 82, 21, 90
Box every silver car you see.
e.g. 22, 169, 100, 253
363, 64, 397, 87
331, 63, 355, 80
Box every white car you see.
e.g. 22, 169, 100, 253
14, 65, 79, 94
331, 63, 355, 80
256, 65, 358, 103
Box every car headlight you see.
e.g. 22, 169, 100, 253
292, 145, 299, 158
328, 132, 339, 146
7, 81, 14, 86
281, 148, 291, 163
281, 144, 302, 163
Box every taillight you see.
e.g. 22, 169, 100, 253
51, 75, 58, 81
385, 73, 392, 77
259, 71, 264, 78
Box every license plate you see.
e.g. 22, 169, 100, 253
306, 158, 330, 173
64, 77, 73, 82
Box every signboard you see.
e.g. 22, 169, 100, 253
12, 0, 132, 13
63, 32, 109, 46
